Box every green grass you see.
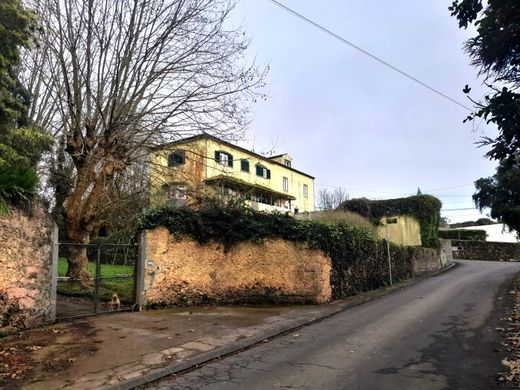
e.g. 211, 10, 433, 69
57, 258, 135, 302
58, 257, 133, 277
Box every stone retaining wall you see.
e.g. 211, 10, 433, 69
141, 227, 449, 307
0, 206, 56, 331
452, 240, 520, 261
143, 227, 332, 306
410, 239, 452, 274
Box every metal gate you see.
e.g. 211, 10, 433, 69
56, 242, 139, 320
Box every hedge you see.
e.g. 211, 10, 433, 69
339, 195, 442, 247
438, 229, 487, 241
139, 205, 415, 299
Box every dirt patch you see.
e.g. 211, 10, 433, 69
0, 321, 96, 389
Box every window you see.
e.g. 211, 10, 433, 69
173, 186, 187, 199
215, 151, 233, 167
283, 177, 289, 192
255, 164, 271, 179
241, 159, 250, 172
167, 150, 185, 167
162, 184, 187, 208
162, 184, 187, 199
303, 184, 308, 198
284, 159, 291, 167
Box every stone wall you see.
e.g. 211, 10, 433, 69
410, 240, 452, 274
412, 248, 440, 274
438, 239, 453, 266
452, 240, 520, 261
143, 227, 332, 306
0, 206, 56, 331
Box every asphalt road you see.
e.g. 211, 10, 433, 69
151, 260, 520, 390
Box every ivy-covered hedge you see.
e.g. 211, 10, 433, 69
339, 195, 442, 247
139, 205, 415, 299
438, 229, 487, 241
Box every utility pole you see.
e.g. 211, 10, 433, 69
385, 217, 398, 285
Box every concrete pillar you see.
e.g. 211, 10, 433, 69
135, 231, 147, 310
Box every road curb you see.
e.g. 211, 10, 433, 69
107, 263, 458, 390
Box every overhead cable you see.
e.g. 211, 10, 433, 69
266, 0, 473, 112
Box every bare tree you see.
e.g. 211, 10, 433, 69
317, 187, 349, 211
22, 0, 266, 279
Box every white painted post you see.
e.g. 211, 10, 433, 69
386, 223, 393, 286
385, 217, 399, 286
49, 224, 59, 322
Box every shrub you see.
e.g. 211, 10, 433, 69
0, 165, 37, 214
311, 210, 375, 232
438, 229, 487, 241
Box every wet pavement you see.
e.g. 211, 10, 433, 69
1, 263, 451, 390
150, 260, 519, 390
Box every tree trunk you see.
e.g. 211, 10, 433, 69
63, 151, 119, 279
65, 226, 91, 280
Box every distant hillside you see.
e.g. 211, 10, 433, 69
450, 218, 496, 228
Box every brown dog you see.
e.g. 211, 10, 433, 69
111, 293, 121, 310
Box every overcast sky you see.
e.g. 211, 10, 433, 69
229, 0, 498, 223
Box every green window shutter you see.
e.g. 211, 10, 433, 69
175, 151, 185, 165
241, 159, 249, 172
266, 169, 271, 179
228, 153, 233, 167
168, 154, 175, 167
214, 151, 220, 162
256, 164, 262, 176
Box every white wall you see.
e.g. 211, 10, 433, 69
457, 224, 519, 243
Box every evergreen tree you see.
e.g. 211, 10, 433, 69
0, 0, 52, 213
450, 0, 520, 234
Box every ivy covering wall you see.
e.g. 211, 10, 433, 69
139, 205, 421, 299
339, 195, 442, 247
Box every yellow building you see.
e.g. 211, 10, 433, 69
151, 134, 315, 213
376, 215, 422, 246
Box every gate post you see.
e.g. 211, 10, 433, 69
135, 231, 147, 311
49, 224, 59, 322
93, 245, 102, 313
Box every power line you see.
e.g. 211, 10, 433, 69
432, 194, 472, 198
317, 184, 412, 196
443, 214, 484, 218
441, 207, 476, 211
424, 184, 474, 192
266, 0, 473, 112
317, 183, 478, 199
